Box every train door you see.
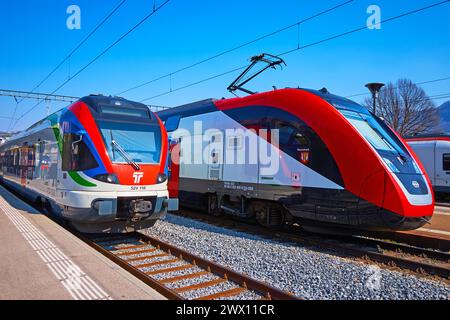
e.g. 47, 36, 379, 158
19, 147, 27, 187
435, 140, 450, 190
221, 129, 259, 186
17, 147, 32, 187
168, 138, 180, 198
165, 115, 181, 198
207, 132, 223, 181
26, 146, 35, 184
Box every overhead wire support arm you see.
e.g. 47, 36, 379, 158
0, 89, 79, 103
227, 53, 286, 95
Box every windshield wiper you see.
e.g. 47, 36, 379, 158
111, 139, 141, 170
363, 118, 398, 153
374, 127, 405, 159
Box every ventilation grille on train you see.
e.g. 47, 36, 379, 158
209, 169, 221, 180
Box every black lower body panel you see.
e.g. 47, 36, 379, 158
177, 177, 429, 231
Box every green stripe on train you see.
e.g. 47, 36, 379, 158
68, 171, 97, 187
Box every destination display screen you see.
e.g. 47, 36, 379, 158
100, 104, 149, 118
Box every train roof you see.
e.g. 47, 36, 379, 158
156, 88, 367, 120
80, 95, 149, 113
405, 134, 450, 141
300, 88, 353, 103
157, 99, 217, 120
2, 95, 160, 151
24, 95, 152, 130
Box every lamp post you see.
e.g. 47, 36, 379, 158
365, 82, 385, 115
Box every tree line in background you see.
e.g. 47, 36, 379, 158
363, 79, 439, 137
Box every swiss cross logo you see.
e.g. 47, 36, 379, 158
133, 172, 144, 184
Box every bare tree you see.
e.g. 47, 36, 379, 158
363, 79, 439, 136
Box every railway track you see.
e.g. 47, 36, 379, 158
1, 183, 299, 301
80, 232, 300, 300
3, 182, 448, 298
364, 229, 450, 252
175, 210, 450, 280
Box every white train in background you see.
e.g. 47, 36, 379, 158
406, 135, 450, 194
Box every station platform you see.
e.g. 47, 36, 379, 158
413, 207, 450, 240
0, 185, 166, 300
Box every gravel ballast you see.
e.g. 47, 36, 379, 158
141, 214, 450, 300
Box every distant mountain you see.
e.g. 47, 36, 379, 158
437, 101, 450, 134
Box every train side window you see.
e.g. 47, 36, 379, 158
62, 134, 72, 171
164, 116, 181, 132
77, 141, 98, 171
443, 154, 450, 171
278, 126, 295, 145
275, 123, 311, 165
277, 124, 310, 148
62, 134, 98, 171
227, 135, 242, 149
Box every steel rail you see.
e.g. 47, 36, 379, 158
175, 210, 450, 279
83, 232, 300, 300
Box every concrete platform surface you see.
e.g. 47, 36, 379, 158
415, 207, 450, 239
0, 185, 166, 300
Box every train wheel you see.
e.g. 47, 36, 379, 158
251, 201, 284, 228
207, 194, 221, 216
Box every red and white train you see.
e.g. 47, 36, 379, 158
158, 88, 434, 232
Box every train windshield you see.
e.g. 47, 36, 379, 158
340, 109, 407, 155
341, 110, 394, 151
99, 121, 162, 164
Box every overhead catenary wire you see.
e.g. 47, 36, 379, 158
116, 0, 355, 96
8, 0, 128, 130
140, 0, 450, 103
13, 0, 171, 129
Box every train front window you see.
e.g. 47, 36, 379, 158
99, 121, 162, 164
329, 98, 409, 155
340, 110, 396, 152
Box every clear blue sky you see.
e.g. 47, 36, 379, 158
1, 0, 449, 131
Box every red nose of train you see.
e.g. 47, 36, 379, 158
293, 89, 434, 231
357, 168, 434, 231
378, 148, 434, 231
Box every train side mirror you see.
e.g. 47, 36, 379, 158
71, 135, 82, 155
71, 130, 86, 155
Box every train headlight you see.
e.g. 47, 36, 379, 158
94, 173, 119, 184
382, 158, 400, 173
157, 173, 167, 184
